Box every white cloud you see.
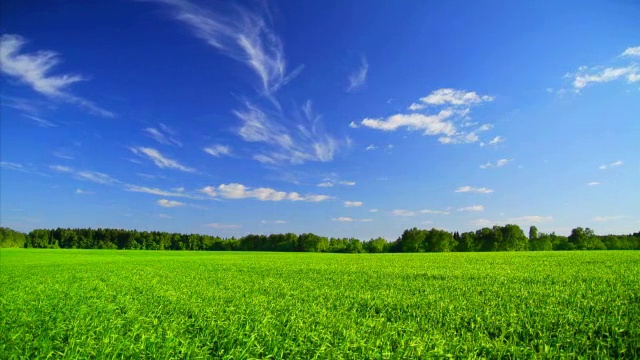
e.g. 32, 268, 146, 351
144, 125, 182, 147
203, 144, 231, 157
75, 189, 94, 195
236, 101, 339, 165
157, 199, 186, 208
358, 88, 495, 145
332, 217, 373, 222
349, 121, 359, 129
346, 56, 368, 92
22, 115, 56, 128
200, 183, 332, 202
599, 160, 623, 170
130, 147, 195, 172
587, 181, 602, 186
455, 186, 494, 194
339, 180, 356, 186
158, 214, 172, 219
317, 181, 334, 187
621, 46, 640, 57
50, 165, 119, 185
125, 185, 203, 199
572, 66, 639, 89
419, 209, 450, 215
0, 34, 113, 117
344, 201, 363, 207
149, 0, 299, 94
391, 209, 416, 217
471, 219, 499, 227
261, 220, 287, 224
508, 215, 553, 223
480, 158, 512, 169
408, 88, 494, 110
205, 223, 241, 230
458, 205, 485, 212
593, 215, 627, 222
360, 109, 456, 134
369, 209, 379, 213
365, 144, 377, 150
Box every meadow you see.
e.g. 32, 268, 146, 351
1, 249, 639, 359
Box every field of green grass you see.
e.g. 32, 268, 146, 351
1, 249, 639, 358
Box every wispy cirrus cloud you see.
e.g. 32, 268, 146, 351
593, 215, 628, 222
157, 199, 186, 208
391, 209, 417, 217
144, 124, 182, 147
22, 115, 56, 128
261, 220, 287, 224
458, 205, 484, 212
599, 160, 623, 170
203, 144, 231, 157
50, 165, 119, 185
508, 215, 553, 223
344, 201, 363, 207
480, 158, 512, 169
200, 183, 332, 202
419, 209, 450, 215
125, 184, 204, 199
205, 223, 241, 230
455, 186, 494, 194
480, 136, 505, 147
147, 0, 340, 165
0, 34, 113, 117
346, 56, 368, 92
1, 161, 49, 176
238, 100, 340, 165
130, 147, 195, 172
147, 0, 301, 94
332, 217, 373, 222
356, 88, 496, 146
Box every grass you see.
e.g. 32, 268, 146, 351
1, 249, 639, 358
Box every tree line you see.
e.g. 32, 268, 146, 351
0, 225, 638, 252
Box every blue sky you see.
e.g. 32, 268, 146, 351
1, 0, 639, 240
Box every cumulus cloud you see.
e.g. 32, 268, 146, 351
356, 88, 495, 145
332, 217, 373, 222
458, 205, 484, 212
0, 34, 113, 117
480, 158, 512, 169
480, 136, 505, 146
621, 46, 640, 57
130, 147, 195, 172
203, 144, 231, 157
455, 186, 494, 194
200, 183, 332, 202
144, 125, 182, 147
346, 56, 368, 92
157, 199, 186, 208
408, 88, 494, 110
339, 180, 356, 186
572, 66, 639, 89
344, 201, 363, 207
599, 160, 623, 170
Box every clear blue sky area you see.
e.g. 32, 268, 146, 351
1, 0, 639, 239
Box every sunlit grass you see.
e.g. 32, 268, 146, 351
1, 250, 639, 358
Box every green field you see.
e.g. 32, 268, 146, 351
1, 250, 639, 358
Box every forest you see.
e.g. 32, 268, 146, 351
0, 225, 638, 252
